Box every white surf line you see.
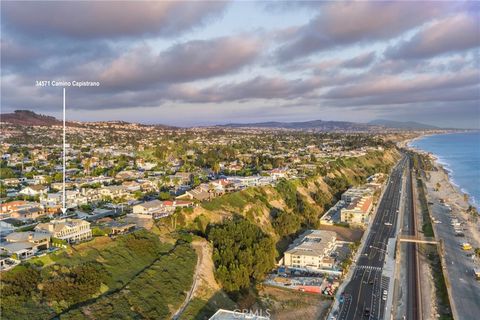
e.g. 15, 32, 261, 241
62, 88, 67, 214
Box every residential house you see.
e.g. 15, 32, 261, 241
19, 185, 49, 197
170, 172, 193, 186
40, 190, 88, 209
1, 201, 45, 221
132, 200, 171, 219
0, 231, 50, 259
33, 175, 49, 185
115, 170, 143, 180
51, 181, 75, 190
35, 218, 92, 244
99, 185, 128, 199
137, 160, 156, 171
2, 178, 20, 186
210, 179, 232, 194
122, 181, 141, 192
268, 168, 289, 179
1, 201, 30, 214
10, 206, 45, 221
176, 186, 211, 201
162, 200, 194, 212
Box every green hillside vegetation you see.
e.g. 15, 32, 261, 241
208, 217, 276, 294
61, 244, 197, 319
184, 149, 399, 240
169, 148, 400, 307
0, 230, 196, 320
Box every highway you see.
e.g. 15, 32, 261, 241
338, 156, 408, 320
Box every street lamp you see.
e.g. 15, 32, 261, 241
369, 245, 388, 255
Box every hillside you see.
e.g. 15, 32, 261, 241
159, 148, 401, 317
0, 110, 175, 128
1, 230, 197, 320
1, 110, 62, 126
177, 148, 399, 242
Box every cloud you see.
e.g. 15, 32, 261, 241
98, 36, 262, 90
275, 2, 446, 61
0, 39, 42, 70
386, 13, 480, 60
340, 52, 376, 69
166, 76, 322, 103
1, 1, 228, 39
1, 1, 478, 129
323, 70, 479, 99
325, 85, 479, 108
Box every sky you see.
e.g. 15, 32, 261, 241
1, 1, 479, 128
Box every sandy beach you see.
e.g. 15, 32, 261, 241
424, 157, 480, 247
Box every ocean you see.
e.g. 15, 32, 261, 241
409, 132, 480, 209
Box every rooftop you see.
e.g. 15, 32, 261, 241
285, 230, 337, 257
209, 309, 270, 320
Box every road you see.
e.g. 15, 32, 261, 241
338, 156, 407, 320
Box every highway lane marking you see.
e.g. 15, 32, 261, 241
356, 265, 382, 271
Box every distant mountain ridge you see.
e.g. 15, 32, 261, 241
220, 119, 377, 131
1, 110, 444, 131
1, 110, 63, 126
368, 119, 439, 130
220, 119, 445, 131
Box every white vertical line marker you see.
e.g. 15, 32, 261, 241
62, 87, 66, 214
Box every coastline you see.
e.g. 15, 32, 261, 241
402, 131, 480, 320
404, 134, 478, 210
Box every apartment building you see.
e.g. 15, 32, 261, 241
341, 187, 373, 203
340, 195, 373, 225
282, 230, 337, 272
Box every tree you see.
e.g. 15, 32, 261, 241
158, 192, 171, 200
207, 217, 276, 294
212, 162, 220, 175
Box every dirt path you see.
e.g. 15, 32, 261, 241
172, 240, 205, 319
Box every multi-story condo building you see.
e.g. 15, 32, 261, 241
282, 230, 337, 272
340, 195, 373, 225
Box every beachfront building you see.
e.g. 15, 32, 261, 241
341, 187, 373, 202
35, 218, 92, 243
340, 195, 373, 225
282, 230, 337, 272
